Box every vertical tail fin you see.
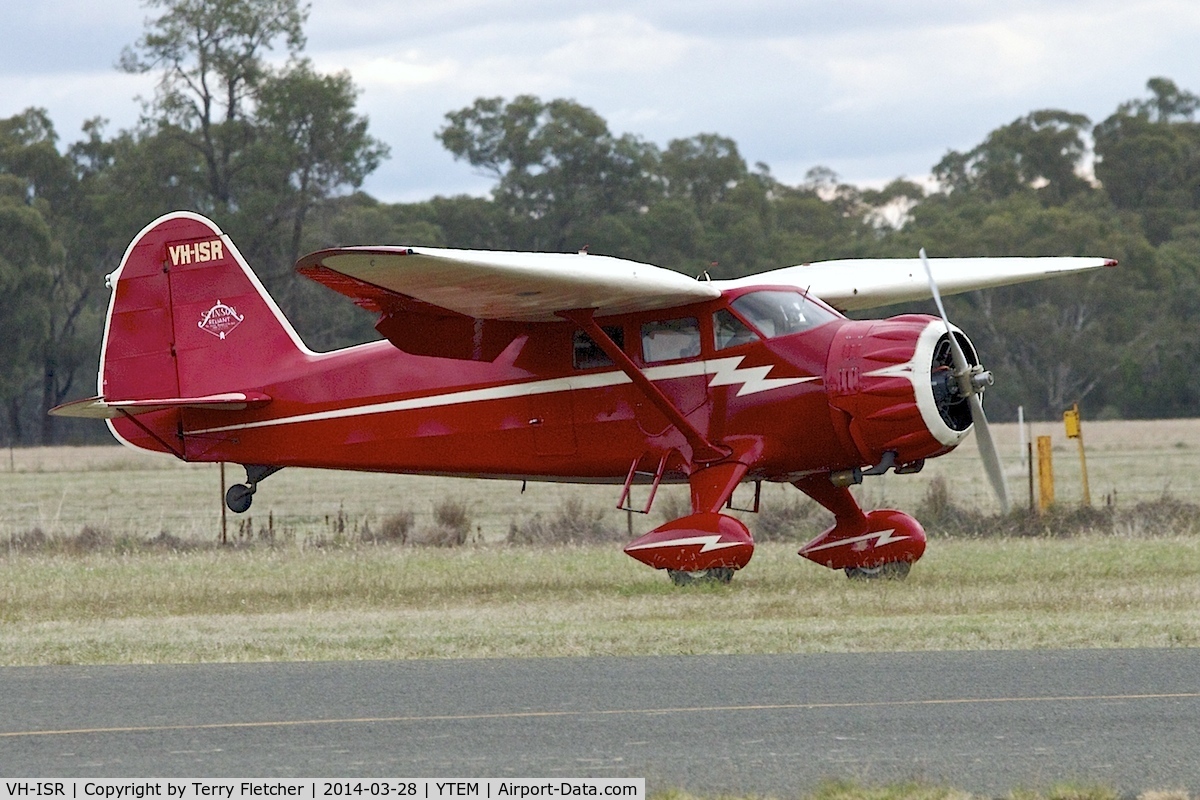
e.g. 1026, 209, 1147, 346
95, 211, 308, 454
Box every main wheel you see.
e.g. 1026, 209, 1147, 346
668, 567, 735, 586
845, 561, 911, 581
225, 484, 254, 513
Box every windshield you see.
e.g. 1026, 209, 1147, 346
730, 290, 838, 338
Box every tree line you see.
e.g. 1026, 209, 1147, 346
3, 0, 1199, 446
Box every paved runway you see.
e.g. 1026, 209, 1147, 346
2, 650, 1198, 794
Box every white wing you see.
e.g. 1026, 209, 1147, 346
297, 246, 720, 322
716, 257, 1117, 312
299, 245, 1116, 321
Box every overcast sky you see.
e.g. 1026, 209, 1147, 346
4, 0, 1200, 203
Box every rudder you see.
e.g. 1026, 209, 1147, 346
98, 211, 306, 454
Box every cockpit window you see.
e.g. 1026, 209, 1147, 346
731, 290, 837, 338
641, 317, 701, 363
713, 308, 759, 350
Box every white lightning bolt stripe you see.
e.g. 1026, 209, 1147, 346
188, 355, 816, 435
863, 361, 915, 379
799, 528, 909, 554
707, 356, 818, 396
625, 534, 746, 553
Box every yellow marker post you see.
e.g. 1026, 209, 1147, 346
1063, 403, 1091, 507
1036, 435, 1054, 512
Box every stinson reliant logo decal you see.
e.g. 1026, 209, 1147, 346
198, 300, 244, 340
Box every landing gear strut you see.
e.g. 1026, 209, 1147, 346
224, 464, 283, 513
794, 475, 927, 578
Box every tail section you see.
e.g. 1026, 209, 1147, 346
69, 212, 309, 456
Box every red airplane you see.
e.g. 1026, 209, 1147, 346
53, 211, 1115, 583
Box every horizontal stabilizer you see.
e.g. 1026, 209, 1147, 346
50, 392, 271, 419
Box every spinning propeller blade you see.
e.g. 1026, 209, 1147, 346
920, 248, 1011, 513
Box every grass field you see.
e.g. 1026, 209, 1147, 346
3, 418, 1200, 668
3, 536, 1199, 665
6, 418, 1200, 545
3, 536, 1192, 795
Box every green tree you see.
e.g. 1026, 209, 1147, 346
934, 110, 1093, 205
0, 109, 119, 444
118, 0, 308, 212
0, 178, 55, 444
438, 95, 659, 250
893, 191, 1153, 419
659, 134, 747, 216
1119, 76, 1200, 122
1094, 78, 1200, 244
251, 61, 388, 268
117, 0, 387, 347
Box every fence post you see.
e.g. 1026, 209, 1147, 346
220, 462, 227, 544
1036, 436, 1055, 512
1063, 403, 1091, 507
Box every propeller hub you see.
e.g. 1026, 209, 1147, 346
970, 369, 994, 393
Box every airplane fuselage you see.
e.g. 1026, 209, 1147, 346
116, 290, 957, 489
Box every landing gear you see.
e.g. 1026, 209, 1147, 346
625, 510, 754, 584
794, 475, 927, 579
668, 568, 735, 586
845, 561, 911, 581
224, 464, 283, 513
225, 483, 255, 513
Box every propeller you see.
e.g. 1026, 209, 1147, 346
919, 248, 1011, 513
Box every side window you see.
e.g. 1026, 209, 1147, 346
713, 308, 759, 350
573, 326, 624, 369
641, 317, 701, 363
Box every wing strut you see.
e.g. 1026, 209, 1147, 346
560, 309, 730, 464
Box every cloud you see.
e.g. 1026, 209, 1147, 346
320, 52, 460, 91
0, 70, 154, 137
8, 0, 1200, 200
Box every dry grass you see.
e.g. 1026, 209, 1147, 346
2, 420, 1200, 666
2, 534, 1199, 665
8, 417, 1200, 547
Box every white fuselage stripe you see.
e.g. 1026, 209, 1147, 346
187, 356, 819, 435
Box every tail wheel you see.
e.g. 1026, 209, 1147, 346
668, 568, 735, 586
225, 484, 255, 513
224, 464, 283, 513
845, 561, 912, 581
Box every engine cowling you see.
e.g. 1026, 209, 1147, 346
827, 314, 983, 469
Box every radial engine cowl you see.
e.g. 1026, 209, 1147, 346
827, 314, 982, 468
